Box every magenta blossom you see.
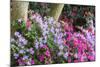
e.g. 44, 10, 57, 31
31, 59, 35, 64
39, 55, 45, 62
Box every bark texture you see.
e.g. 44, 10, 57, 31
11, 0, 29, 22
49, 4, 64, 21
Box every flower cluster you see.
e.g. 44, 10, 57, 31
63, 31, 95, 62
11, 11, 95, 66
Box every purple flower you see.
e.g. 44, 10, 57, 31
29, 48, 34, 54
50, 26, 55, 33
23, 55, 29, 60
19, 50, 25, 54
31, 59, 35, 64
14, 53, 19, 59
55, 28, 59, 33
35, 41, 39, 49
63, 52, 68, 60
57, 39, 63, 45
40, 43, 44, 48
58, 51, 63, 56
18, 37, 27, 45
14, 32, 20, 37
18, 58, 25, 65
59, 45, 64, 50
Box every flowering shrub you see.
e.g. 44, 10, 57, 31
11, 12, 95, 66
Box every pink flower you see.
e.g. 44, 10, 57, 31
66, 32, 72, 41
18, 58, 25, 65
39, 55, 45, 62
71, 12, 77, 16
74, 60, 79, 63
88, 55, 95, 61
73, 39, 78, 46
78, 52, 81, 59
31, 59, 35, 64
80, 56, 84, 62
45, 50, 50, 57
41, 45, 48, 49
26, 19, 31, 29
68, 58, 71, 63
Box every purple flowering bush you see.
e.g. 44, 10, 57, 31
11, 11, 95, 66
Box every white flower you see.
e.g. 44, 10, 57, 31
58, 51, 63, 56
28, 27, 32, 31
48, 17, 54, 24
18, 18, 22, 23
32, 14, 36, 19
56, 23, 61, 28
55, 28, 59, 33
43, 30, 48, 36
11, 38, 15, 43
18, 43, 24, 48
63, 52, 68, 59
44, 36, 47, 40
59, 45, 64, 50
26, 49, 29, 52
26, 61, 31, 65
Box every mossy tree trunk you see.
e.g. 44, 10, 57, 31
49, 4, 64, 21
11, 0, 29, 22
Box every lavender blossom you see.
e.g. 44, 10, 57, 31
59, 45, 64, 50
14, 53, 19, 59
29, 48, 34, 54
63, 52, 68, 60
19, 50, 25, 54
35, 41, 39, 49
14, 32, 20, 37
18, 37, 27, 45
58, 51, 63, 56
23, 55, 29, 60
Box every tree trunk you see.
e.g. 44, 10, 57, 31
49, 4, 64, 21
11, 0, 29, 22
